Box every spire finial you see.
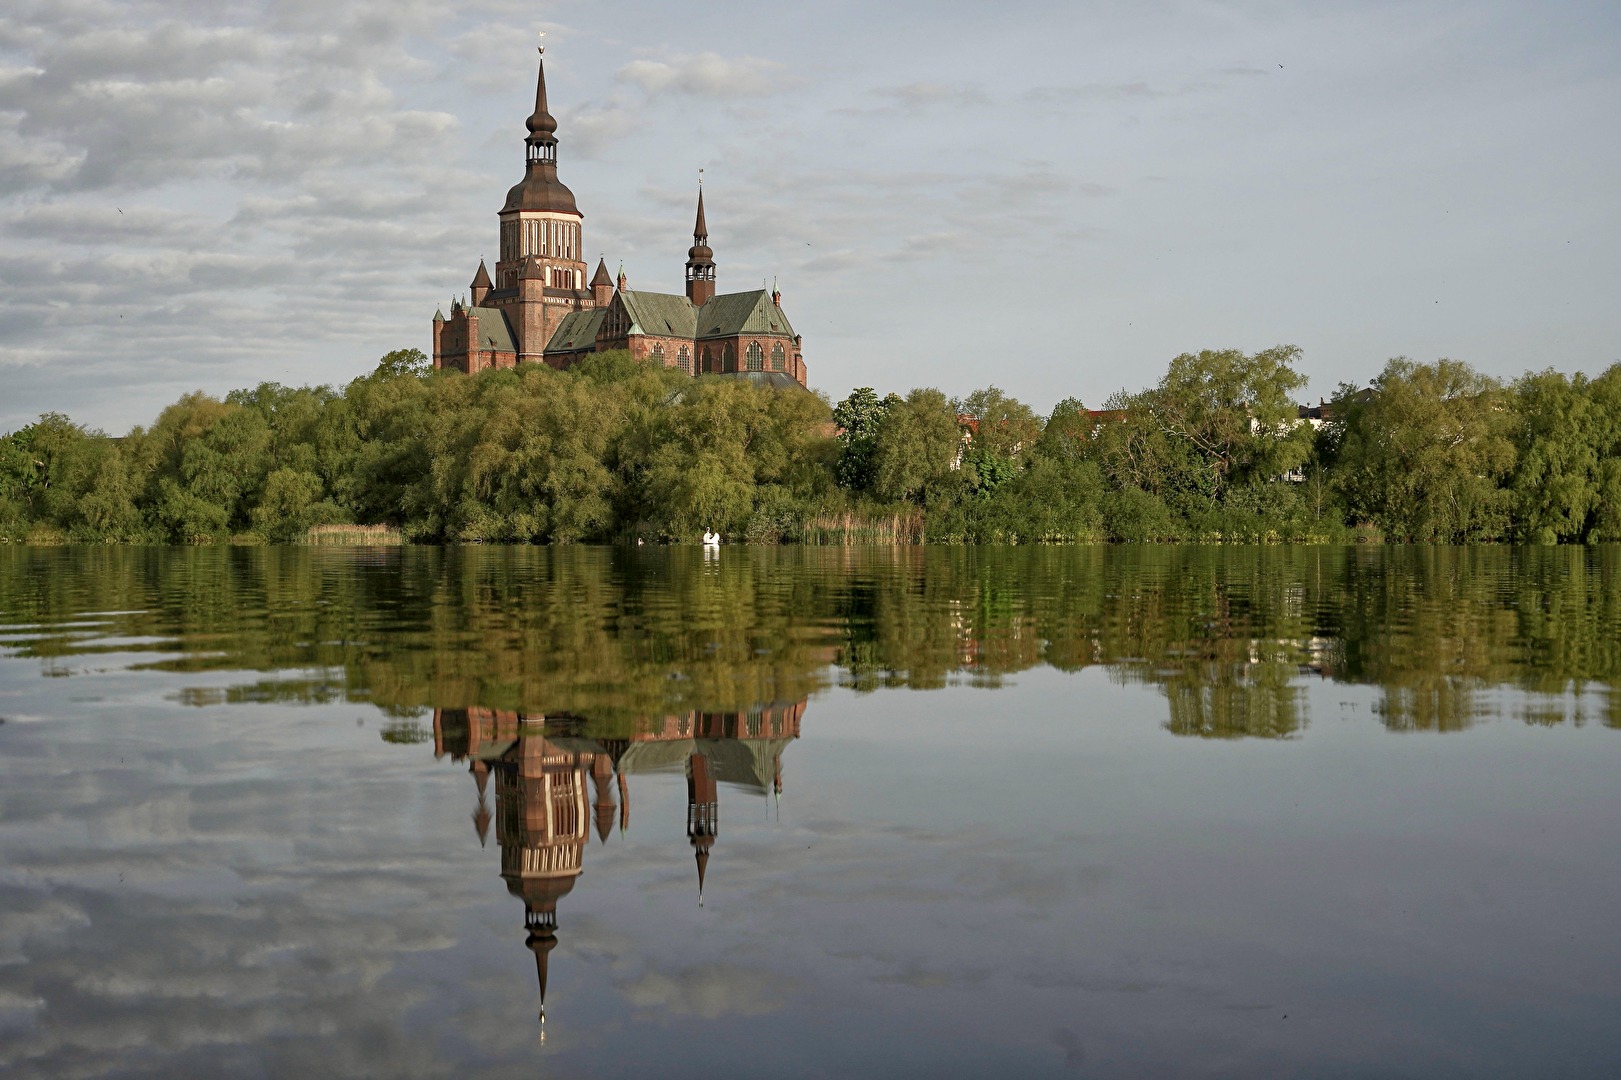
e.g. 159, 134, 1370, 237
538, 30, 546, 56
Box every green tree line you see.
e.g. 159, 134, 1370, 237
3, 345, 1619, 544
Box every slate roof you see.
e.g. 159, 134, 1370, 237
704, 371, 806, 391
547, 308, 607, 352
467, 305, 517, 353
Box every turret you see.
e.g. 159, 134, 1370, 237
590, 258, 613, 306
470, 260, 492, 306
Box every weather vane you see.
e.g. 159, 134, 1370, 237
538, 31, 546, 56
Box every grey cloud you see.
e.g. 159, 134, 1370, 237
616, 52, 790, 99
555, 101, 646, 160
7, 203, 210, 245
869, 81, 990, 110
1023, 80, 1165, 103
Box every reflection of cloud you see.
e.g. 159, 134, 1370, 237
620, 964, 794, 1018
0, 694, 496, 1078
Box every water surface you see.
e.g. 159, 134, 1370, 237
1, 545, 1619, 1078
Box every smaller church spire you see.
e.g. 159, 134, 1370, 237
685, 182, 716, 306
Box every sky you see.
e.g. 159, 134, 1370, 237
0, 0, 1617, 435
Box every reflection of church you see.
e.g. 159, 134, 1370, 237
430, 701, 804, 1027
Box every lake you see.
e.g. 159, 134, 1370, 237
1, 545, 1619, 1078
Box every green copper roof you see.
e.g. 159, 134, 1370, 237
619, 290, 697, 337
467, 305, 516, 352
696, 290, 796, 340
546, 308, 606, 352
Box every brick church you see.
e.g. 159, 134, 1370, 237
432, 49, 807, 387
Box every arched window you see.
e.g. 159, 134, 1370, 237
771, 343, 785, 371
651, 343, 665, 365
746, 341, 764, 371
678, 346, 691, 373
723, 344, 736, 373
701, 347, 713, 373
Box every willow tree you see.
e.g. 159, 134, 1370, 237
1331, 358, 1516, 541
1147, 345, 1312, 497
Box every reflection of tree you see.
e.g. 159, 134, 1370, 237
4, 544, 1620, 738
1159, 659, 1305, 740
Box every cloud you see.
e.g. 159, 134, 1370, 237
616, 52, 789, 99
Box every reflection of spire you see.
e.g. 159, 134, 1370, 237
496, 731, 588, 1032
472, 760, 491, 846
617, 769, 630, 835
526, 905, 558, 1026
591, 754, 616, 844
687, 752, 718, 905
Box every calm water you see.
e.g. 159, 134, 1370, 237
1, 545, 1619, 1078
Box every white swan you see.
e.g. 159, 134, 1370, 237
701, 528, 720, 547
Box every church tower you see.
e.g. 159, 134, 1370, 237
685, 187, 716, 307
497, 45, 590, 364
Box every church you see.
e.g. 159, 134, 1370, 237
432, 49, 807, 387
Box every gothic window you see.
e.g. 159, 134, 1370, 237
701, 347, 712, 373
723, 344, 736, 373
746, 342, 764, 371
678, 346, 691, 373
651, 343, 665, 365
771, 343, 785, 371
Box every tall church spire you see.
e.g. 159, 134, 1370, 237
685, 184, 716, 305
526, 43, 558, 163
504, 43, 579, 214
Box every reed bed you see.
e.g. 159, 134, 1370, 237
796, 510, 925, 545
302, 524, 405, 546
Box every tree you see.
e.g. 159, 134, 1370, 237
1508, 365, 1621, 543
374, 348, 430, 378
870, 388, 961, 505
953, 386, 1042, 458
1034, 397, 1092, 462
831, 387, 892, 492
